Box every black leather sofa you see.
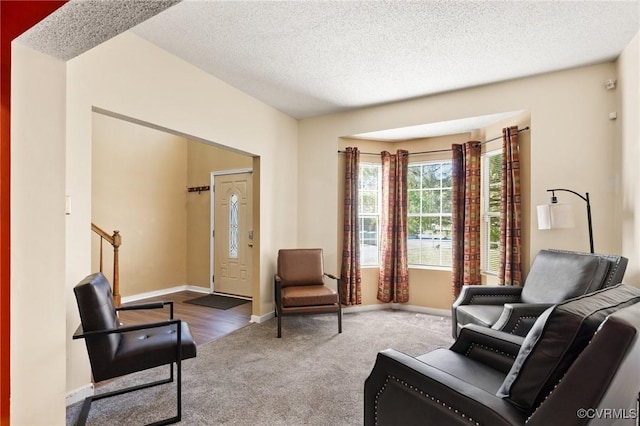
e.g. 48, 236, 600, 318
365, 284, 640, 426
452, 249, 628, 337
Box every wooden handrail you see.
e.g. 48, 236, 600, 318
91, 223, 115, 244
91, 222, 122, 307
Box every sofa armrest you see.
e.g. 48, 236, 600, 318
449, 324, 524, 374
491, 303, 554, 337
364, 349, 526, 426
116, 301, 174, 318
452, 286, 524, 339
324, 273, 343, 300
274, 274, 282, 312
453, 285, 524, 307
73, 318, 181, 340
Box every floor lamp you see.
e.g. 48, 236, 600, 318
537, 188, 594, 253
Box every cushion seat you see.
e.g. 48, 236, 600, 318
282, 285, 338, 307
416, 349, 506, 394
113, 322, 197, 379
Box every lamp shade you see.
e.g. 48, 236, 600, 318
537, 203, 575, 230
537, 205, 552, 230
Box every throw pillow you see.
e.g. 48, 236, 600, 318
496, 284, 640, 412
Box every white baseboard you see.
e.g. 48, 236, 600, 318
185, 284, 210, 294
343, 303, 391, 313
251, 311, 275, 324
343, 303, 450, 317
121, 284, 209, 304
66, 383, 94, 407
121, 287, 450, 318
391, 303, 451, 317
256, 304, 450, 323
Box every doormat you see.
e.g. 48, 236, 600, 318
185, 294, 249, 310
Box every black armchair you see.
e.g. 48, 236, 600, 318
72, 272, 197, 425
452, 249, 627, 337
365, 284, 640, 426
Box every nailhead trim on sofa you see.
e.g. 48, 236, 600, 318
374, 375, 480, 425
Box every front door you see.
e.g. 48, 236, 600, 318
213, 171, 253, 298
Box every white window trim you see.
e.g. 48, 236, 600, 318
407, 161, 453, 269
481, 149, 502, 275
358, 162, 382, 267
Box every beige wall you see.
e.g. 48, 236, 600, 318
186, 140, 252, 288
619, 32, 640, 283
92, 113, 188, 296
11, 44, 67, 424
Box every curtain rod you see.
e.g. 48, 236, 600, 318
337, 126, 530, 156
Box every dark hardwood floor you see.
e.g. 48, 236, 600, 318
118, 291, 252, 346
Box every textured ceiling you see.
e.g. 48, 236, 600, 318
15, 0, 640, 137
131, 0, 639, 119
15, 0, 180, 61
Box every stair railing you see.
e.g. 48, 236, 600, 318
91, 223, 122, 307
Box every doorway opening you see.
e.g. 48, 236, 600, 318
91, 107, 259, 314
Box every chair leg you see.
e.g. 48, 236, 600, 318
338, 306, 342, 334
74, 364, 181, 426
175, 358, 182, 424
75, 397, 92, 426
277, 311, 282, 338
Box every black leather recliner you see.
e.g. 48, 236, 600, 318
365, 283, 640, 426
452, 249, 628, 337
72, 272, 197, 425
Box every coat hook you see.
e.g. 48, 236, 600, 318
187, 185, 211, 194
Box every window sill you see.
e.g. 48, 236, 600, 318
408, 265, 452, 272
362, 265, 453, 272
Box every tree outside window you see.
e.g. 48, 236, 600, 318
407, 162, 452, 267
483, 151, 502, 274
358, 163, 381, 266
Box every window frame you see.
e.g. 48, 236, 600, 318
406, 160, 453, 268
354, 151, 504, 272
357, 162, 382, 267
481, 149, 503, 275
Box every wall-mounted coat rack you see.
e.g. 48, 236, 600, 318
187, 185, 210, 194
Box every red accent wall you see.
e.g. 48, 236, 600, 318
0, 1, 67, 424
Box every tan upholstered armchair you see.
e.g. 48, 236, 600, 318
274, 248, 342, 338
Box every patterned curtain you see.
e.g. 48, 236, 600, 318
451, 142, 481, 298
340, 147, 361, 305
377, 150, 409, 303
499, 126, 523, 286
